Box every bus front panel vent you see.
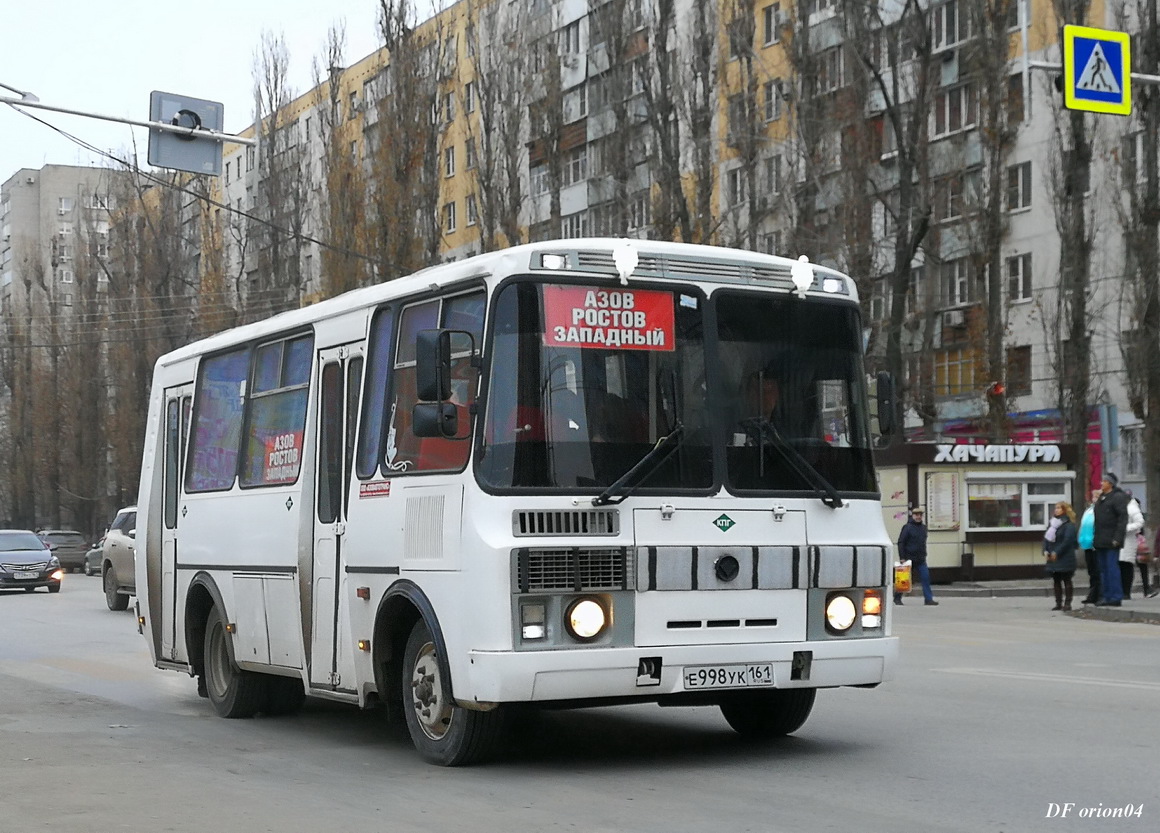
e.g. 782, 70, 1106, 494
513, 509, 620, 537
515, 547, 635, 593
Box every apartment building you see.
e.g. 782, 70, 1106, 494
204, 0, 1150, 509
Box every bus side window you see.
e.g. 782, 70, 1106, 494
356, 307, 396, 479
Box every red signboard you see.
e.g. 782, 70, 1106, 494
542, 287, 675, 351
263, 431, 303, 484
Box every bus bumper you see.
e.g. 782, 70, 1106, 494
463, 636, 899, 704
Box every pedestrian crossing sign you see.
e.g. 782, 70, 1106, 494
1063, 24, 1131, 116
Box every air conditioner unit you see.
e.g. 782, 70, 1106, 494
57, 208, 67, 215
25, 177, 35, 185
943, 309, 965, 328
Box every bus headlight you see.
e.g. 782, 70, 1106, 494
565, 597, 608, 641
825, 594, 857, 634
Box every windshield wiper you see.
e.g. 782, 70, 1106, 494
592, 422, 685, 506
744, 419, 844, 509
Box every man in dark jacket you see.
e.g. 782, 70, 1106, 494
897, 507, 937, 606
1092, 472, 1129, 606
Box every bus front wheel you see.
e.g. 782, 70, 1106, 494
719, 688, 817, 739
203, 606, 265, 719
401, 619, 503, 766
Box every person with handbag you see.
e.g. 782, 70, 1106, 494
1135, 523, 1155, 598
1117, 492, 1145, 600
1044, 502, 1078, 611
897, 507, 937, 606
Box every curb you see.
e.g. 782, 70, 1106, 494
1065, 606, 1160, 626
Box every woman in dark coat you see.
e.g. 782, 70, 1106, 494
1045, 501, 1079, 611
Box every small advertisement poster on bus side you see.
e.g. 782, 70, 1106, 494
263, 431, 303, 484
542, 286, 675, 351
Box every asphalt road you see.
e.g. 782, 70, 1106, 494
1, 577, 1157, 833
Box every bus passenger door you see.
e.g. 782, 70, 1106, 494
310, 345, 363, 691
161, 384, 192, 661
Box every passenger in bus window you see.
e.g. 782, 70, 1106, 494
734, 362, 781, 447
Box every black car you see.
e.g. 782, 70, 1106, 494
0, 529, 63, 593
37, 529, 90, 573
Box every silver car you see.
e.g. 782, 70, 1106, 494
0, 529, 63, 593
102, 506, 136, 611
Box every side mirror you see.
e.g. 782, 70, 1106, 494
412, 402, 459, 438
128, 528, 137, 540
416, 329, 453, 402
876, 371, 895, 436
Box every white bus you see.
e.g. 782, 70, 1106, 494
136, 239, 899, 765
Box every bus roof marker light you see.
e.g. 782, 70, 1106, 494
541, 253, 568, 270
791, 255, 814, 299
823, 277, 844, 294
613, 239, 639, 285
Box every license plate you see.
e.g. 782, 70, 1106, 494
13, 570, 38, 580
683, 663, 773, 690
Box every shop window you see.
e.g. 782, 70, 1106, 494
967, 479, 1068, 529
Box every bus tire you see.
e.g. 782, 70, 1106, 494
719, 688, 817, 739
401, 619, 503, 766
263, 675, 307, 716
104, 570, 129, 611
203, 606, 265, 719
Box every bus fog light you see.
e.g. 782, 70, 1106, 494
862, 591, 882, 617
521, 603, 546, 640
862, 614, 881, 629
825, 594, 857, 633
565, 597, 607, 641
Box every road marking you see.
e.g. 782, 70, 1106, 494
935, 667, 1160, 691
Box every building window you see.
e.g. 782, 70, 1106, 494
58, 197, 74, 213
1122, 427, 1144, 476
933, 346, 977, 396
445, 146, 456, 178
1006, 345, 1032, 396
764, 155, 782, 194
728, 18, 750, 59
761, 230, 782, 256
763, 3, 782, 45
465, 138, 477, 170
562, 210, 588, 238
933, 83, 977, 137
815, 46, 845, 94
560, 20, 580, 54
443, 92, 455, 124
530, 164, 549, 196
763, 80, 782, 122
870, 277, 890, 321
905, 266, 924, 315
443, 201, 457, 233
466, 194, 478, 226
1007, 162, 1031, 210
349, 91, 358, 119
967, 479, 1068, 529
1007, 74, 1024, 124
464, 81, 476, 114
563, 146, 588, 186
60, 269, 74, 283
941, 258, 971, 307
628, 193, 650, 229
726, 168, 747, 206
931, 0, 971, 51
1007, 253, 1031, 300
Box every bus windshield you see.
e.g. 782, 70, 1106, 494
477, 279, 874, 496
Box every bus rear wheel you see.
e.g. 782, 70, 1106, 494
719, 688, 817, 739
203, 606, 265, 719
401, 619, 503, 766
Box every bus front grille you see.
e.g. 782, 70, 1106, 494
515, 547, 634, 592
512, 509, 619, 537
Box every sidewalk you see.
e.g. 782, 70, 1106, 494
901, 579, 1160, 625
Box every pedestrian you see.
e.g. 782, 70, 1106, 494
1078, 489, 1100, 605
1136, 518, 1156, 598
1044, 501, 1078, 611
897, 507, 937, 606
1092, 472, 1130, 607
1118, 493, 1145, 600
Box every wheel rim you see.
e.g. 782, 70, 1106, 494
409, 641, 452, 741
206, 621, 232, 701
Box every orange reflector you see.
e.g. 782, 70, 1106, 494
356, 586, 370, 600
225, 623, 236, 634
137, 617, 146, 628
863, 592, 882, 616
357, 639, 371, 652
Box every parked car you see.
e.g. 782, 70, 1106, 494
0, 529, 63, 593
84, 539, 104, 576
37, 529, 91, 573
102, 506, 136, 611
